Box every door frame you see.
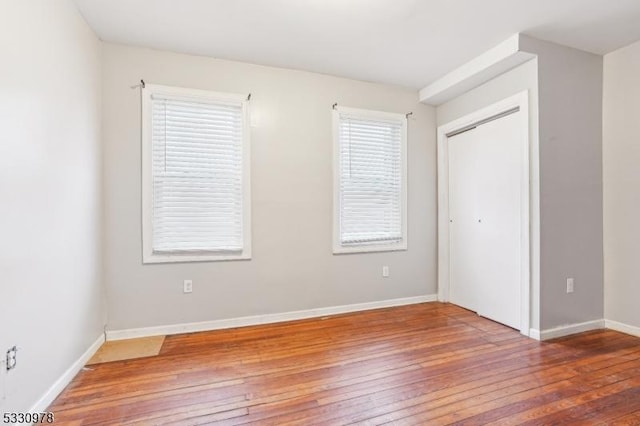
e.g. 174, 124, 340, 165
436, 91, 530, 336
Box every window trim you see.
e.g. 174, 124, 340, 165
332, 105, 408, 254
141, 83, 252, 264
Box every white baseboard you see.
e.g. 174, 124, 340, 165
605, 319, 640, 338
531, 319, 605, 341
528, 328, 541, 341
106, 294, 437, 341
29, 334, 105, 412
533, 319, 640, 341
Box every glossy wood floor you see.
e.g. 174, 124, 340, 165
50, 303, 640, 425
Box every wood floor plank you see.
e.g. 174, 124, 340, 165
356, 343, 640, 425
47, 303, 640, 425
610, 410, 640, 425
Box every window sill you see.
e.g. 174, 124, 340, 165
333, 242, 407, 255
142, 250, 251, 264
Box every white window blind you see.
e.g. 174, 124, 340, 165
334, 107, 407, 252
142, 85, 250, 262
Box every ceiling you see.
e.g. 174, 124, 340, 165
73, 0, 640, 89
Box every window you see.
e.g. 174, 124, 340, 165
333, 106, 407, 254
141, 84, 251, 263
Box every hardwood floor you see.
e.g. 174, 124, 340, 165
49, 303, 640, 425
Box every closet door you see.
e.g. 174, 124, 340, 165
448, 111, 523, 330
473, 112, 522, 329
448, 129, 481, 314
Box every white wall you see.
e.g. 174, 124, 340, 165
102, 43, 437, 331
0, 0, 104, 412
436, 59, 541, 330
603, 40, 640, 331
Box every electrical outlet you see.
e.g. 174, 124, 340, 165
382, 266, 390, 278
183, 279, 193, 294
6, 347, 17, 371
566, 278, 574, 294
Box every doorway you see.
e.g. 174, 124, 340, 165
437, 92, 530, 335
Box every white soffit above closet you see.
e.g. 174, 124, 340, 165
419, 34, 536, 105
73, 0, 640, 89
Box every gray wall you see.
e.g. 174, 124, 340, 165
0, 0, 104, 412
437, 59, 541, 330
521, 37, 604, 330
101, 43, 437, 331
437, 36, 604, 331
603, 39, 640, 330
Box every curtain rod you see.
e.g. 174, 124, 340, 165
133, 80, 252, 102
333, 103, 413, 119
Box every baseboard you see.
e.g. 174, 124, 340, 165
605, 319, 640, 338
528, 328, 541, 341
106, 294, 437, 341
534, 319, 605, 341
29, 333, 105, 412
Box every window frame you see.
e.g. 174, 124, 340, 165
141, 83, 252, 264
332, 105, 408, 254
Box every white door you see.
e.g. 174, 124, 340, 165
448, 128, 481, 314
448, 111, 522, 329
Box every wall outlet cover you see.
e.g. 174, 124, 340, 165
566, 278, 574, 293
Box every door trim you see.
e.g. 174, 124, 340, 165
437, 91, 530, 336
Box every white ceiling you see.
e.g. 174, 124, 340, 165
73, 0, 640, 89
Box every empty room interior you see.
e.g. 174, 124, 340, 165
3, 0, 640, 424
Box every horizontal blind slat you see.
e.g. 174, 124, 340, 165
338, 114, 403, 246
151, 95, 245, 252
